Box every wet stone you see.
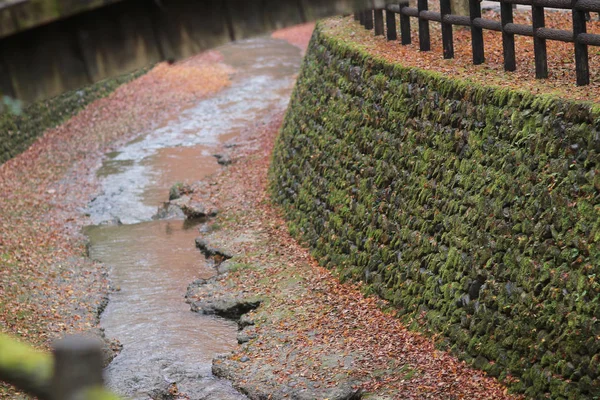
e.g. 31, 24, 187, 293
169, 183, 193, 201
238, 314, 255, 329
190, 297, 261, 320
186, 276, 261, 320
212, 357, 362, 400
170, 196, 218, 219
195, 237, 233, 260
152, 203, 186, 220
237, 329, 257, 344
216, 260, 233, 275
214, 153, 233, 166
98, 217, 123, 226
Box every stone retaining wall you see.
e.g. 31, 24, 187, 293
271, 24, 600, 399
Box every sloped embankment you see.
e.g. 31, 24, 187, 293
271, 24, 600, 399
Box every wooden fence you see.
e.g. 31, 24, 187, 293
0, 333, 121, 400
356, 0, 600, 85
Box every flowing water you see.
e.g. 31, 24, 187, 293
85, 37, 303, 399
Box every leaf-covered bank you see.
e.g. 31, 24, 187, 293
0, 69, 147, 165
271, 23, 600, 399
0, 53, 232, 397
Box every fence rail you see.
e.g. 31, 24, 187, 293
356, 0, 600, 85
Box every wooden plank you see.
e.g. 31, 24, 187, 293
152, 0, 230, 60
0, 0, 400, 103
0, 7, 17, 37
0, 53, 16, 98
500, 1, 516, 71
1, 20, 91, 101
385, 8, 397, 40
74, 0, 161, 82
364, 8, 374, 29
399, 3, 411, 44
374, 7, 384, 35
10, 0, 60, 30
299, 0, 375, 22
226, 0, 304, 40
440, 0, 454, 59
469, 0, 484, 64
532, 4, 548, 78
418, 0, 431, 51
572, 0, 590, 85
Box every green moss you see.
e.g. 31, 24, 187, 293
270, 22, 600, 399
0, 333, 52, 382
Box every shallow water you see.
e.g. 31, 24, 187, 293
86, 220, 242, 399
86, 36, 301, 225
84, 37, 302, 399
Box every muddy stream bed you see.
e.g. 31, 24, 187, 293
84, 37, 302, 399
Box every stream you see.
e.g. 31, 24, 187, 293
84, 37, 302, 399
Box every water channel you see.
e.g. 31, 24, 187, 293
84, 37, 302, 399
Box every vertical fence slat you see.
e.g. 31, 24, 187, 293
364, 9, 374, 30
374, 7, 385, 35
532, 4, 548, 78
469, 0, 484, 64
440, 0, 454, 58
572, 0, 590, 85
52, 336, 104, 400
399, 2, 412, 45
355, 0, 595, 86
418, 0, 431, 51
386, 9, 397, 41
500, 1, 516, 71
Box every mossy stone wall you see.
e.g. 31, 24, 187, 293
271, 25, 600, 399
0, 68, 146, 165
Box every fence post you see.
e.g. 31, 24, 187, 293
51, 335, 104, 400
440, 0, 454, 58
572, 0, 590, 85
469, 0, 484, 64
418, 0, 431, 51
532, 3, 548, 78
360, 10, 366, 25
386, 8, 397, 40
399, 2, 412, 45
500, 1, 516, 71
364, 8, 374, 30
374, 7, 385, 35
